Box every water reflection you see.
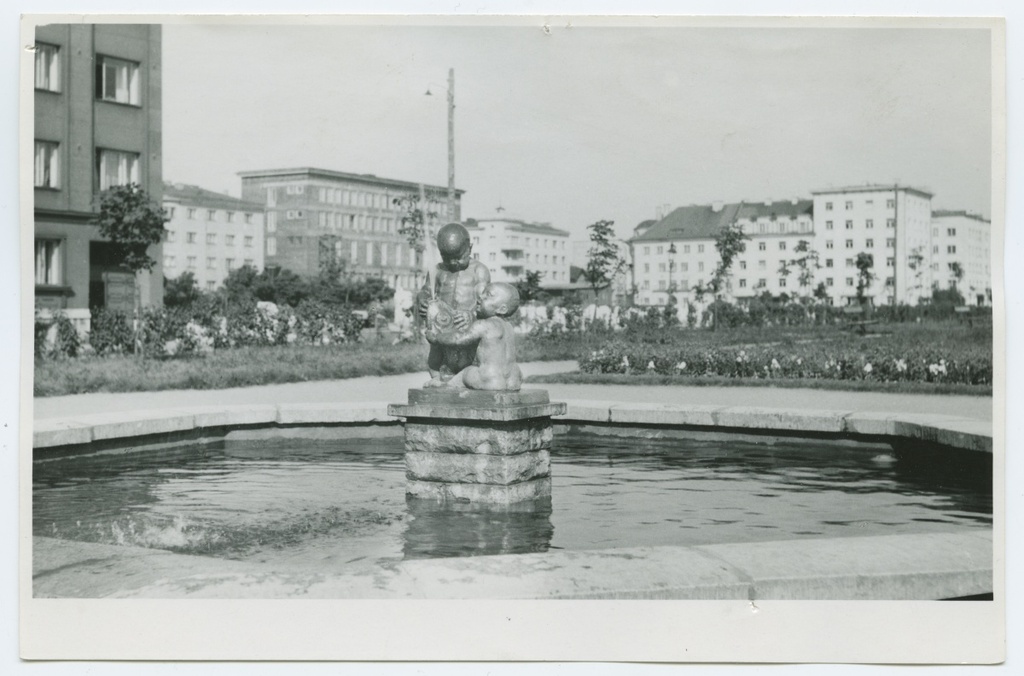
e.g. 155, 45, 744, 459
403, 494, 554, 559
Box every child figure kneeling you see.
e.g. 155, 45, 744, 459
428, 282, 522, 391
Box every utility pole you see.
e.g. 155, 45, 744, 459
447, 67, 456, 222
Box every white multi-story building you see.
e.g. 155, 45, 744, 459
810, 185, 933, 306
162, 182, 266, 291
931, 210, 991, 306
465, 217, 571, 287
629, 200, 815, 307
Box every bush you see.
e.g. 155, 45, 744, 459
88, 308, 134, 356
34, 312, 81, 359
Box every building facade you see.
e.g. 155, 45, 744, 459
33, 24, 163, 332
239, 168, 462, 292
931, 210, 991, 306
465, 218, 571, 287
162, 183, 266, 291
810, 185, 934, 306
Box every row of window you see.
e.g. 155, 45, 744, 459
641, 276, 896, 292
172, 207, 255, 224
739, 220, 813, 234
824, 239, 896, 250
824, 219, 896, 229
315, 186, 401, 210
167, 232, 255, 247
265, 237, 418, 268
499, 235, 567, 250
36, 42, 142, 106
824, 198, 896, 211
488, 252, 565, 265
164, 256, 256, 271
34, 141, 141, 192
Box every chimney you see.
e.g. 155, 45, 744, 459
712, 201, 724, 213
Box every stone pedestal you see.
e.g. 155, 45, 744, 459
388, 389, 566, 507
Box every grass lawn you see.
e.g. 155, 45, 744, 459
34, 320, 993, 397
33, 335, 582, 397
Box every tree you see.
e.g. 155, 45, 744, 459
854, 252, 876, 309
708, 222, 749, 330
515, 270, 545, 304
92, 183, 170, 354
164, 271, 201, 308
789, 240, 820, 299
907, 246, 926, 299
393, 190, 444, 255
222, 264, 261, 306
582, 220, 626, 301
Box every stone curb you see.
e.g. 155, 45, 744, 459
35, 530, 992, 600
33, 399, 992, 453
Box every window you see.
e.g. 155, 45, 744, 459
680, 262, 689, 272
96, 55, 140, 105
206, 281, 216, 290
887, 238, 895, 248
739, 261, 747, 270
825, 221, 833, 230
846, 258, 854, 267
244, 213, 253, 224
825, 202, 833, 211
866, 219, 874, 229
657, 246, 663, 254
866, 200, 874, 206
244, 236, 253, 248
96, 149, 139, 190
779, 278, 787, 287
35, 239, 62, 285
758, 260, 766, 270
658, 280, 666, 290
845, 201, 853, 210
642, 281, 650, 290
757, 279, 767, 288
697, 244, 705, 253
244, 258, 254, 267
642, 246, 649, 255
826, 240, 834, 249
163, 255, 175, 268
207, 209, 216, 221
738, 279, 747, 288
886, 219, 895, 228
886, 199, 895, 208
759, 223, 766, 234
846, 278, 855, 287
698, 262, 704, 272
225, 235, 235, 246
845, 239, 853, 249
845, 220, 853, 229
286, 210, 304, 219
886, 257, 894, 267
225, 258, 235, 270
186, 232, 197, 244
779, 241, 786, 251
826, 277, 834, 287
206, 233, 216, 245
932, 245, 939, 254
286, 185, 305, 195
34, 141, 60, 188
825, 259, 833, 268
166, 207, 175, 219
35, 43, 60, 91
226, 212, 235, 223
166, 231, 176, 243
207, 257, 216, 270
682, 245, 690, 254
885, 278, 894, 288
758, 242, 767, 251
866, 239, 874, 248
187, 208, 196, 220
266, 238, 277, 255
947, 245, 957, 254
947, 228, 957, 237
187, 256, 197, 270
643, 263, 650, 273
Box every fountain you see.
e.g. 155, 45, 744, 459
388, 222, 565, 505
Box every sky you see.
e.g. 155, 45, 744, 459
161, 19, 994, 245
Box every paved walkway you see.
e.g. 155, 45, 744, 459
33, 360, 993, 422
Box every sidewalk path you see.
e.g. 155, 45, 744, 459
33, 360, 992, 421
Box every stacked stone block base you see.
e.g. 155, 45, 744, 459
388, 389, 566, 507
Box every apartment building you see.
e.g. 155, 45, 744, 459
810, 185, 934, 306
33, 24, 163, 332
465, 218, 571, 287
162, 183, 266, 290
931, 210, 992, 306
239, 168, 461, 292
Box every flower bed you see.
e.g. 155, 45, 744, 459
578, 340, 992, 386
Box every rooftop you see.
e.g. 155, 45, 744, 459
236, 167, 464, 195
163, 182, 265, 211
810, 184, 933, 199
467, 218, 570, 237
630, 203, 742, 243
736, 199, 814, 220
932, 210, 991, 223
